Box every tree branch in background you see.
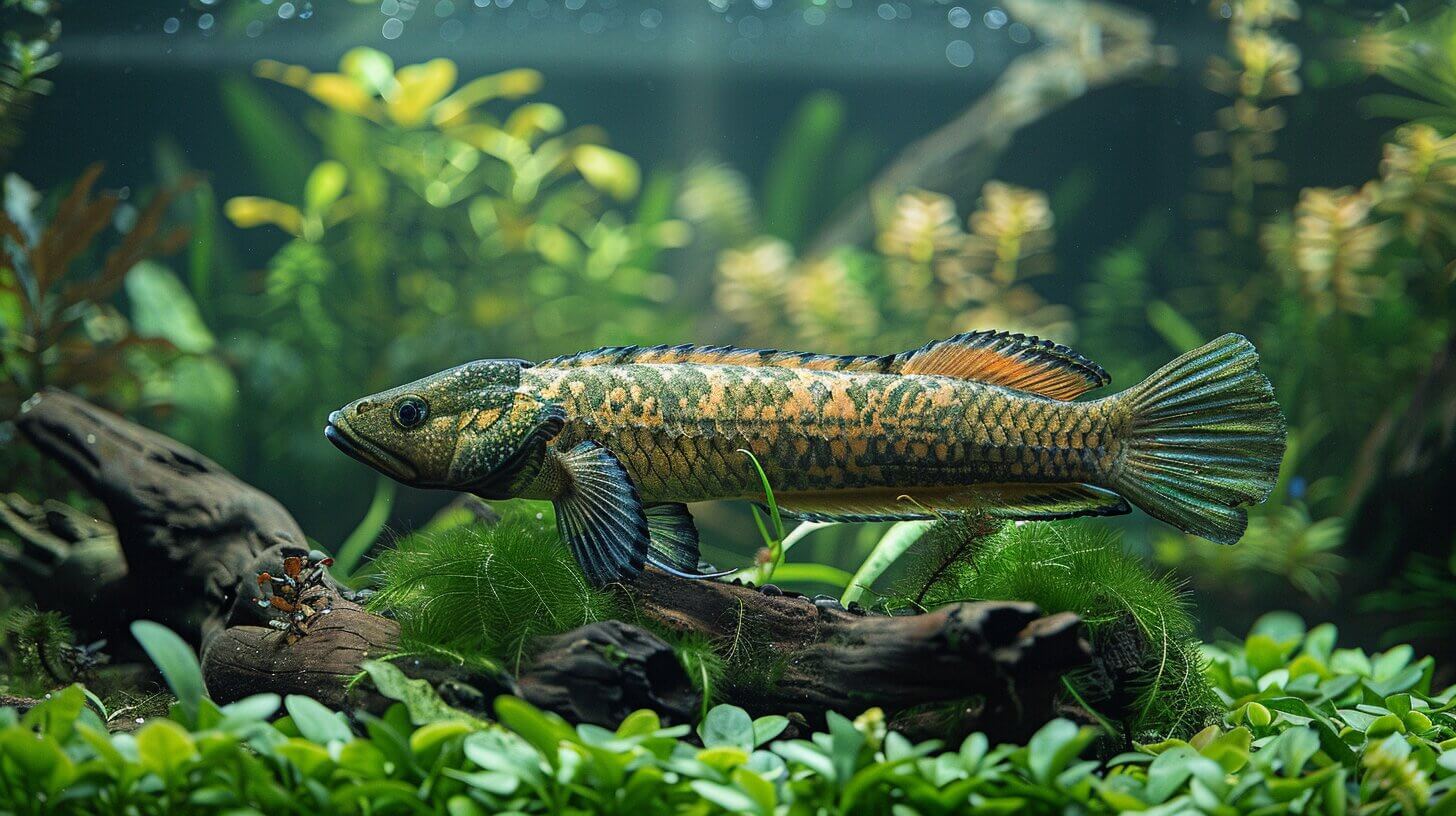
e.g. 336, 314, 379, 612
806, 0, 1170, 257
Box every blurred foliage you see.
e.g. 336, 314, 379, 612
0, 165, 191, 417
703, 177, 1073, 353
220, 49, 692, 521
0, 0, 59, 163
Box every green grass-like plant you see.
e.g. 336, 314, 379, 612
367, 506, 620, 671
893, 519, 1219, 740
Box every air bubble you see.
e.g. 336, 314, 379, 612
984, 7, 1007, 28
945, 39, 974, 67
947, 6, 970, 28
162, 16, 180, 34
382, 16, 405, 38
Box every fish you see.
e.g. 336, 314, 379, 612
325, 331, 1286, 586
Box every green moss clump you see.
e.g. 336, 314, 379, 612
893, 519, 1219, 740
368, 507, 621, 672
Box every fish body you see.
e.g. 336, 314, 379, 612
516, 363, 1110, 504
327, 331, 1285, 585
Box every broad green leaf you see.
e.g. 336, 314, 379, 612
751, 715, 789, 747
304, 160, 348, 215
285, 695, 353, 745
131, 620, 207, 727
494, 695, 575, 769
691, 780, 759, 813
126, 261, 215, 353
22, 684, 86, 742
701, 705, 755, 752
136, 719, 197, 777
361, 660, 475, 726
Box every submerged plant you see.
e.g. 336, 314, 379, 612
894, 520, 1218, 740
368, 507, 620, 671
0, 165, 190, 418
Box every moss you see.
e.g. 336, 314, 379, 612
891, 518, 1219, 740
367, 505, 621, 673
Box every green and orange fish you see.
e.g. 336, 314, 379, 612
326, 331, 1285, 585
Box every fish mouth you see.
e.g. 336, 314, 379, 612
325, 411, 419, 482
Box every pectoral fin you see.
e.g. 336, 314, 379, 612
551, 441, 649, 586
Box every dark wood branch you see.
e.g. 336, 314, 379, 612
805, 0, 1168, 257
201, 595, 698, 727
624, 572, 1089, 737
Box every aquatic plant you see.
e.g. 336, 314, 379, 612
219, 48, 691, 518
368, 507, 619, 672
0, 0, 59, 163
5, 614, 1453, 814
0, 165, 190, 419
892, 520, 1219, 741
707, 180, 1072, 352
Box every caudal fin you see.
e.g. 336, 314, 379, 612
1110, 334, 1286, 544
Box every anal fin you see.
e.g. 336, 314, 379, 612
773, 483, 1131, 523
551, 441, 648, 586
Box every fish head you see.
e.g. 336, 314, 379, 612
326, 359, 562, 493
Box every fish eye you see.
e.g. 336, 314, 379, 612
393, 396, 428, 429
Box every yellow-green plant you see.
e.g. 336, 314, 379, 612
216, 49, 693, 502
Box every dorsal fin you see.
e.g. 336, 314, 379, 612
535, 331, 1109, 400
890, 331, 1109, 400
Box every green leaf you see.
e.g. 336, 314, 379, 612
136, 719, 198, 777
304, 160, 348, 215
494, 695, 575, 768
1147, 299, 1204, 352
700, 704, 755, 752
691, 780, 759, 813
332, 476, 395, 578
751, 715, 789, 747
22, 684, 86, 742
1026, 719, 1094, 785
762, 91, 844, 245
130, 620, 207, 727
126, 261, 215, 354
361, 659, 472, 726
285, 695, 353, 744
0, 727, 75, 793
573, 144, 640, 201
841, 520, 931, 606
219, 75, 316, 202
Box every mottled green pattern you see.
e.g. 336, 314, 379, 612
517, 363, 1121, 503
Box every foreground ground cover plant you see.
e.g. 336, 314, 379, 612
0, 614, 1452, 814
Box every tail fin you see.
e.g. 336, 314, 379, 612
1109, 333, 1286, 544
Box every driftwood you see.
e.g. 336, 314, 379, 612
12, 389, 309, 647
805, 0, 1169, 257
12, 389, 1091, 737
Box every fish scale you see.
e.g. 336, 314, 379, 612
525, 364, 1109, 504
